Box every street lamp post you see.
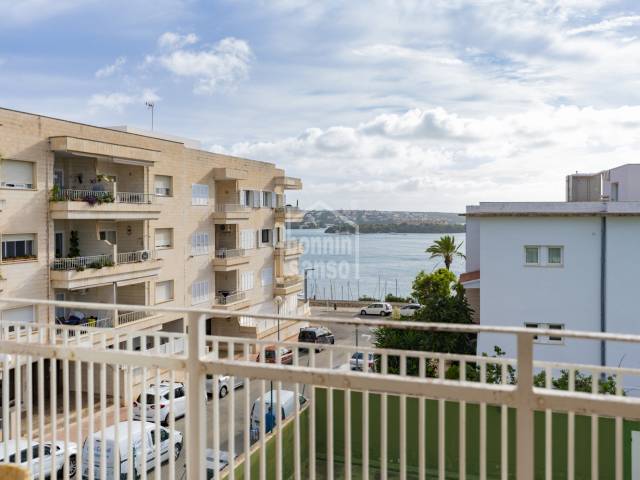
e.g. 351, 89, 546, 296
304, 268, 315, 302
270, 295, 284, 433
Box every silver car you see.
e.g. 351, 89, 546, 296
0, 440, 78, 478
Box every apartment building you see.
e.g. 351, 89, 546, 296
0, 107, 306, 346
463, 164, 640, 383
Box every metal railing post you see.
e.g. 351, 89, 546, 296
186, 312, 206, 480
516, 332, 535, 480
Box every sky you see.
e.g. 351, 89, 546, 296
2, 0, 640, 212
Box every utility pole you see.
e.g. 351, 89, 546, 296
145, 101, 155, 131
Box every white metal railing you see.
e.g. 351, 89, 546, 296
117, 310, 154, 326
56, 189, 113, 203
214, 204, 251, 213
276, 205, 303, 215
214, 291, 247, 305
1, 297, 640, 479
115, 191, 154, 204
51, 250, 154, 271
117, 250, 155, 264
214, 248, 246, 259
51, 254, 114, 271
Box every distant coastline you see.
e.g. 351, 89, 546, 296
324, 223, 465, 234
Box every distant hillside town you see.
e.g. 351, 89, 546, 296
292, 209, 465, 233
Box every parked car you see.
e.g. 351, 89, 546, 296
206, 374, 245, 398
0, 440, 78, 478
257, 346, 294, 364
399, 303, 422, 317
82, 421, 183, 479
133, 381, 187, 424
360, 303, 392, 316
297, 326, 335, 352
205, 449, 235, 479
350, 352, 376, 371
250, 390, 308, 442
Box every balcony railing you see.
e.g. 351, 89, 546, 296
275, 205, 303, 215
214, 248, 246, 259
54, 189, 153, 204
214, 290, 247, 305
118, 310, 154, 326
51, 250, 155, 271
214, 203, 251, 213
276, 274, 304, 288
2, 297, 640, 479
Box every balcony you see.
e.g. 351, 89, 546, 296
275, 239, 304, 257
212, 204, 251, 223
50, 135, 159, 164
50, 189, 160, 220
50, 250, 161, 289
274, 274, 304, 295
1, 297, 638, 480
212, 167, 248, 180
213, 290, 251, 310
275, 175, 303, 190
275, 205, 305, 223
212, 248, 251, 271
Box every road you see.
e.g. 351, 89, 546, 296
165, 309, 373, 478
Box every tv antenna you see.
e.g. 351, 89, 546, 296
145, 101, 155, 131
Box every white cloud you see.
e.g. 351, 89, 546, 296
148, 36, 252, 94
0, 0, 92, 26
88, 89, 160, 112
95, 56, 126, 78
353, 44, 463, 66
158, 32, 198, 50
567, 15, 640, 35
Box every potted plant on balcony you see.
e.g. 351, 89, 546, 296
49, 184, 64, 202
68, 231, 80, 258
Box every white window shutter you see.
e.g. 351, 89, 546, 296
239, 190, 246, 206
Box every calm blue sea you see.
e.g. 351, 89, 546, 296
288, 229, 466, 300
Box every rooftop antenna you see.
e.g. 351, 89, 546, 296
145, 102, 155, 131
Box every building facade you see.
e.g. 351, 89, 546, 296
0, 107, 306, 344
463, 165, 640, 386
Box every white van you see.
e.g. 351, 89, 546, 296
250, 390, 308, 442
81, 421, 183, 479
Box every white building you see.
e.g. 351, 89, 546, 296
463, 164, 640, 379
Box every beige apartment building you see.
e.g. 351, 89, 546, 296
0, 107, 306, 345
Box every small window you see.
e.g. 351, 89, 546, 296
191, 232, 209, 255
261, 229, 271, 245
548, 324, 564, 343
262, 191, 273, 208
99, 230, 117, 244
155, 280, 174, 304
547, 247, 563, 265
155, 228, 173, 249
2, 234, 37, 261
191, 184, 209, 206
525, 246, 539, 265
155, 175, 172, 196
1, 159, 34, 189
192, 280, 210, 305
525, 322, 564, 344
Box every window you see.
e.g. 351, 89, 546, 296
262, 191, 275, 208
261, 267, 273, 286
240, 271, 254, 291
155, 175, 172, 196
244, 190, 260, 208
191, 184, 209, 206
261, 229, 272, 245
191, 232, 209, 255
525, 322, 564, 344
1, 159, 34, 189
240, 229, 256, 250
2, 234, 36, 261
524, 246, 539, 265
192, 280, 210, 305
155, 228, 173, 249
547, 247, 563, 265
99, 230, 117, 244
155, 280, 174, 303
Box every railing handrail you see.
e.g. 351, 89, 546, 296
51, 250, 155, 270
117, 249, 156, 264
115, 191, 154, 204
214, 290, 247, 305
214, 248, 246, 259
118, 310, 154, 325
54, 188, 153, 204
215, 203, 251, 213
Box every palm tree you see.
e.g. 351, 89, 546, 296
426, 235, 465, 270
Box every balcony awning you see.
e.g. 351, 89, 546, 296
50, 136, 158, 165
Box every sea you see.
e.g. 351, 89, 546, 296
288, 229, 466, 300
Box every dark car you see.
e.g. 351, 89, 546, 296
297, 327, 335, 352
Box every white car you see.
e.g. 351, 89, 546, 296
350, 352, 376, 371
133, 381, 186, 424
206, 374, 245, 398
399, 303, 422, 317
360, 302, 392, 316
0, 440, 78, 478
205, 449, 235, 479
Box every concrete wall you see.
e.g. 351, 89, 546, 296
465, 216, 480, 272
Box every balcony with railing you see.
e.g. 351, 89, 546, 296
275, 175, 303, 190
274, 274, 304, 295
275, 205, 305, 223
213, 248, 252, 271
275, 239, 304, 257
212, 203, 252, 222
50, 249, 161, 289
1, 297, 639, 479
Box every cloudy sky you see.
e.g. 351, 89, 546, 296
2, 0, 640, 212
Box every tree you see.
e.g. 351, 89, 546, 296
373, 268, 475, 375
426, 235, 465, 270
